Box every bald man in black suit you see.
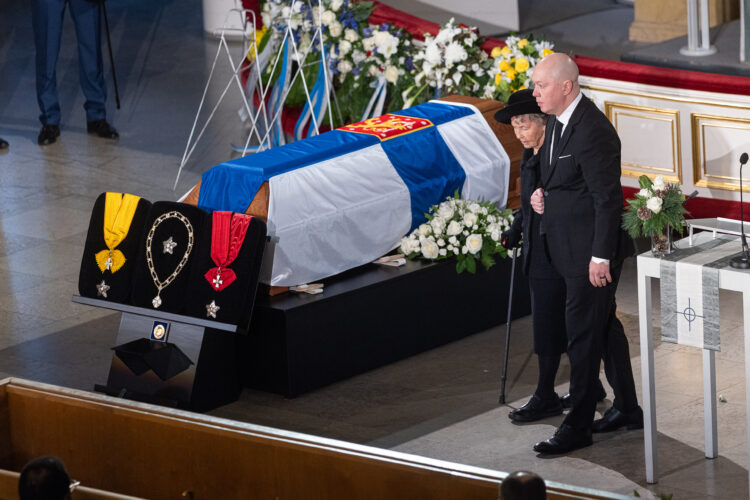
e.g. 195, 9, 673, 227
529, 53, 641, 454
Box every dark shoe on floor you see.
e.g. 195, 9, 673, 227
0, 137, 7, 150
560, 378, 607, 409
533, 424, 593, 454
592, 406, 644, 433
508, 394, 563, 423
38, 125, 60, 145
87, 119, 119, 139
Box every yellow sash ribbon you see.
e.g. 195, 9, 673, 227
95, 192, 140, 273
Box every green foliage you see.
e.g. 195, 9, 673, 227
622, 175, 689, 238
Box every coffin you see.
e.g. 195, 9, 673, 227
182, 96, 523, 289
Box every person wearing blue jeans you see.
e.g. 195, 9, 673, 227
32, 0, 118, 145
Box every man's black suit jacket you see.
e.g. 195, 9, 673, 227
539, 94, 631, 277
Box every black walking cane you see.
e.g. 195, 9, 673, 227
99, 0, 120, 109
498, 246, 518, 404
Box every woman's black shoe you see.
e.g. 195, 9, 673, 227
508, 394, 563, 422
0, 137, 8, 150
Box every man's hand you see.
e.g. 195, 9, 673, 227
530, 188, 545, 214
589, 260, 611, 287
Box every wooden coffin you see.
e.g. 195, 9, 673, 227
180, 96, 522, 217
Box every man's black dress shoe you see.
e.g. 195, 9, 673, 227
0, 137, 8, 150
87, 119, 119, 139
38, 125, 60, 146
533, 424, 593, 454
559, 378, 607, 409
592, 406, 643, 433
508, 394, 562, 422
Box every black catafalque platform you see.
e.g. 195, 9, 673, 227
243, 256, 531, 398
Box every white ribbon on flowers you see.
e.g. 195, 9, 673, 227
361, 76, 387, 121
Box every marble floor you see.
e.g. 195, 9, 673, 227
0, 1, 746, 499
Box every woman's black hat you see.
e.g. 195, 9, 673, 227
494, 88, 543, 124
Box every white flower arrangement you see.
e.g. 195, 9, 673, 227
400, 192, 514, 274
402, 18, 490, 107
485, 34, 554, 102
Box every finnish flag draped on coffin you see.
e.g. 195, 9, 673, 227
198, 100, 510, 286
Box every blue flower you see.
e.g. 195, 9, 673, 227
363, 27, 372, 37
379, 23, 389, 31
352, 66, 360, 75
405, 57, 414, 70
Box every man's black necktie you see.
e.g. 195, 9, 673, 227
551, 118, 563, 160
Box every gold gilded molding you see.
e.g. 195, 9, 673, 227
691, 113, 750, 192
582, 84, 750, 111
604, 101, 682, 183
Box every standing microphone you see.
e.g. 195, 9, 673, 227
730, 152, 750, 269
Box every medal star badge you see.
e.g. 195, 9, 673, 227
96, 280, 110, 298
163, 236, 178, 254
206, 300, 220, 318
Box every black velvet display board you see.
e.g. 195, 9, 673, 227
131, 202, 207, 314
78, 193, 152, 304
184, 216, 266, 330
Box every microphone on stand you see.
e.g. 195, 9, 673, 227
730, 152, 750, 269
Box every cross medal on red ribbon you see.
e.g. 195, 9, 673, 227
204, 211, 252, 317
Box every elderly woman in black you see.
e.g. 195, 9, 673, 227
496, 89, 605, 422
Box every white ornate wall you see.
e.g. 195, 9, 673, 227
581, 75, 750, 200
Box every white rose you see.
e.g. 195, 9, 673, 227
437, 238, 445, 247
430, 217, 445, 236
418, 223, 431, 237
468, 202, 481, 213
446, 221, 462, 236
491, 229, 501, 242
466, 234, 483, 254
351, 49, 367, 64
400, 236, 419, 255
439, 248, 447, 256
328, 21, 343, 37
461, 245, 469, 254
344, 28, 359, 42
338, 40, 352, 56
281, 6, 291, 19
330, 0, 344, 11
637, 188, 651, 198
448, 236, 458, 245
653, 176, 666, 191
337, 59, 352, 74
321, 10, 336, 26
363, 37, 376, 52
384, 66, 399, 84
437, 204, 454, 219
646, 196, 663, 214
421, 239, 439, 259
463, 212, 478, 227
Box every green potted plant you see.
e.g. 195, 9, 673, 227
622, 175, 689, 257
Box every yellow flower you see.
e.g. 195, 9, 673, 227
498, 60, 510, 71
490, 46, 503, 59
506, 68, 517, 81
542, 48, 554, 57
517, 39, 529, 49
494, 73, 502, 86
514, 57, 530, 73
501, 46, 511, 56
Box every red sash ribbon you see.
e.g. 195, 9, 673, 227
204, 211, 252, 292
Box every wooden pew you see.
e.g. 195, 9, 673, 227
0, 378, 628, 500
